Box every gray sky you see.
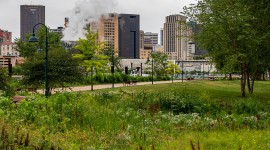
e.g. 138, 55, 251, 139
0, 0, 196, 41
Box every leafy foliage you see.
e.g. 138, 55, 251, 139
73, 29, 109, 90
183, 0, 270, 96
15, 26, 82, 91
0, 68, 13, 97
73, 29, 108, 73
165, 61, 181, 83
149, 52, 168, 77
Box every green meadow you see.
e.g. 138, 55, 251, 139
0, 80, 270, 149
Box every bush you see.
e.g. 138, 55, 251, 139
233, 98, 261, 115
94, 72, 105, 83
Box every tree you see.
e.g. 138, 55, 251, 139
103, 47, 122, 72
166, 61, 181, 83
183, 0, 269, 96
16, 27, 82, 94
148, 52, 168, 78
243, 0, 270, 82
73, 29, 108, 91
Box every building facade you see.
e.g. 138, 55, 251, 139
140, 30, 144, 50
118, 14, 140, 59
139, 30, 147, 59
20, 5, 45, 41
0, 29, 19, 57
0, 29, 12, 44
0, 43, 17, 56
98, 13, 119, 56
163, 14, 191, 60
144, 32, 158, 46
154, 45, 164, 53
191, 23, 208, 58
0, 29, 20, 68
160, 28, 164, 46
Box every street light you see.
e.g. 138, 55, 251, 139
181, 60, 184, 82
147, 56, 154, 84
111, 51, 115, 88
29, 23, 49, 98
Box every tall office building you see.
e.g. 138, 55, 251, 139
163, 14, 190, 60
20, 5, 45, 41
98, 13, 119, 57
160, 28, 164, 46
139, 30, 144, 50
191, 23, 208, 57
118, 14, 140, 59
144, 32, 158, 47
139, 30, 148, 59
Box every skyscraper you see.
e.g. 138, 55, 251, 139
20, 5, 45, 41
163, 14, 190, 60
98, 13, 119, 57
160, 28, 164, 46
118, 14, 140, 59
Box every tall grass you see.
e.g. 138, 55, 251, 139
0, 80, 270, 149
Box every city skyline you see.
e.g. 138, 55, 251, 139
0, 0, 196, 41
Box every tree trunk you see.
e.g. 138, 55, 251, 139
240, 64, 246, 97
229, 73, 232, 80
255, 72, 262, 80
251, 77, 255, 94
246, 71, 250, 93
91, 66, 93, 91
262, 73, 265, 81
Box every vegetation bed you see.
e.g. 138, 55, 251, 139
0, 80, 269, 149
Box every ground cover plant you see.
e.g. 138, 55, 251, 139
0, 80, 270, 149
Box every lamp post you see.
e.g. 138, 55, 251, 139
181, 60, 184, 82
203, 61, 204, 80
29, 23, 49, 98
111, 51, 115, 88
147, 56, 154, 84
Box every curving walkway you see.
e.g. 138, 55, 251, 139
37, 80, 187, 94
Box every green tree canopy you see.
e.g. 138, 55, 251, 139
146, 52, 168, 77
73, 29, 108, 90
165, 61, 181, 83
15, 26, 83, 93
183, 0, 270, 96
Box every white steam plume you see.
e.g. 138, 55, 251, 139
62, 0, 118, 41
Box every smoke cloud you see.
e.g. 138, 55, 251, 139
62, 0, 118, 41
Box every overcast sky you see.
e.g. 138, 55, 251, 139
0, 0, 196, 41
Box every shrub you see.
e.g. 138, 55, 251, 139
233, 98, 261, 115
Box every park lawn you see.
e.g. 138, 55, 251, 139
97, 79, 270, 103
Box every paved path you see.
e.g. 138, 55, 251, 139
38, 79, 187, 94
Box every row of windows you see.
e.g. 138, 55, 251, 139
1, 52, 18, 56
1, 45, 15, 50
104, 33, 115, 36
104, 29, 115, 32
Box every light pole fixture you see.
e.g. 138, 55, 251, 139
111, 51, 115, 88
147, 56, 154, 85
181, 60, 184, 82
29, 23, 49, 98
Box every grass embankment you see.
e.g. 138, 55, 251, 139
0, 80, 270, 149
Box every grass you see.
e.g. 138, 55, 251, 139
0, 79, 270, 149
96, 79, 270, 102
